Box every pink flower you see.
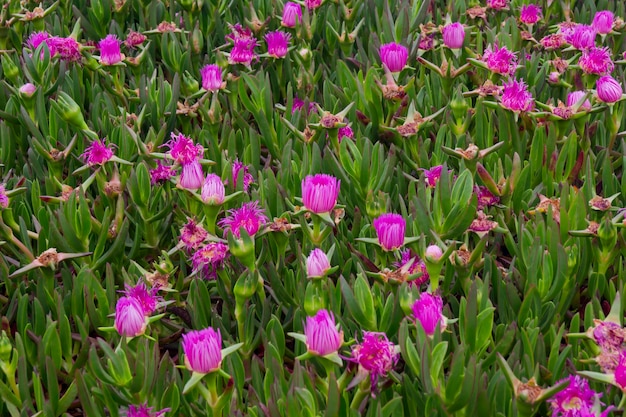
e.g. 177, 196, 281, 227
123, 282, 160, 316
179, 160, 204, 190
292, 97, 317, 115
593, 11, 614, 34
98, 34, 122, 65
487, 0, 508, 10
338, 125, 354, 142
592, 321, 626, 351
201, 173, 225, 204
219, 201, 268, 238
179, 219, 208, 251
418, 35, 434, 51
615, 351, 626, 389
411, 292, 444, 335
306, 248, 331, 278
150, 161, 176, 185
226, 25, 257, 66
200, 64, 224, 92
27, 31, 50, 50
396, 250, 429, 286
182, 328, 222, 374
372, 213, 406, 251
0, 185, 8, 209
232, 159, 254, 192
304, 309, 343, 356
301, 174, 340, 213
540, 34, 566, 50
567, 24, 596, 50
166, 133, 203, 165
82, 139, 114, 166
442, 23, 465, 49
125, 403, 169, 417
351, 332, 398, 388
379, 42, 409, 72
548, 375, 604, 417
425, 244, 443, 261
578, 47, 614, 75
124, 31, 146, 48
305, 0, 322, 9
47, 37, 82, 62
265, 31, 290, 58
482, 44, 517, 76
114, 297, 147, 337
282, 2, 303, 27
423, 165, 443, 187
474, 186, 500, 210
567, 91, 592, 111
192, 242, 229, 279
500, 79, 534, 112
597, 75, 623, 103
519, 4, 542, 24
19, 83, 36, 97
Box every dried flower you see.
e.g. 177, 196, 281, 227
487, 0, 508, 10
578, 47, 614, 75
372, 213, 406, 251
338, 125, 354, 142
541, 34, 566, 50
179, 219, 208, 251
519, 4, 542, 24
411, 292, 445, 335
98, 34, 122, 65
418, 34, 434, 50
48, 36, 82, 62
469, 211, 499, 235
593, 11, 614, 34
282, 2, 303, 27
200, 64, 224, 92
82, 139, 114, 166
597, 75, 623, 103
475, 186, 500, 209
124, 31, 146, 48
396, 250, 429, 285
265, 31, 291, 58
305, 309, 343, 356
306, 248, 331, 278
501, 79, 534, 112
302, 174, 340, 214
150, 161, 176, 184
182, 328, 223, 374
201, 173, 225, 205
219, 201, 268, 238
351, 332, 398, 388
442, 23, 465, 49
482, 44, 517, 76
591, 320, 626, 352
379, 42, 409, 73
114, 297, 148, 337
192, 242, 229, 279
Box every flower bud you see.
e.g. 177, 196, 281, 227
304, 309, 343, 356
425, 245, 443, 262
302, 174, 340, 214
597, 75, 623, 103
372, 213, 406, 251
306, 248, 331, 278
19, 83, 37, 98
442, 23, 465, 49
379, 42, 408, 72
411, 292, 445, 335
0, 331, 13, 363
114, 297, 148, 337
201, 173, 225, 205
53, 92, 90, 131
182, 327, 223, 374
1, 56, 19, 83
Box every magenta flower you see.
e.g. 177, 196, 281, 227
265, 31, 291, 58
192, 242, 229, 279
567, 91, 592, 111
219, 201, 268, 238
124, 31, 147, 48
201, 173, 225, 205
306, 248, 331, 278
166, 133, 203, 165
487, 0, 508, 10
423, 165, 443, 187
179, 160, 204, 190
419, 35, 434, 51
150, 161, 176, 185
411, 292, 444, 335
179, 219, 208, 251
615, 351, 626, 389
27, 31, 50, 50
82, 139, 114, 166
351, 332, 398, 388
578, 47, 614, 75
305, 309, 343, 356
482, 44, 517, 76
282, 2, 303, 27
292, 97, 318, 115
305, 0, 322, 9
114, 297, 147, 337
226, 26, 257, 66
232, 159, 254, 192
593, 11, 614, 34
123, 282, 159, 316
442, 23, 465, 49
98, 34, 122, 65
567, 24, 596, 50
125, 403, 169, 417
302, 174, 340, 214
396, 250, 429, 286
519, 4, 542, 24
474, 186, 500, 210
200, 64, 224, 92
48, 37, 82, 62
501, 79, 534, 112
372, 213, 406, 251
182, 328, 223, 374
548, 375, 607, 417
597, 75, 623, 103
338, 125, 354, 142
0, 185, 8, 209
592, 321, 626, 351
379, 42, 409, 73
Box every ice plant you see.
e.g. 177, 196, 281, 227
219, 201, 268, 238
304, 309, 343, 356
567, 24, 596, 50
596, 75, 623, 103
200, 64, 224, 92
114, 297, 147, 337
396, 250, 429, 286
500, 79, 534, 112
98, 34, 122, 65
124, 31, 146, 48
201, 173, 225, 205
166, 133, 203, 165
281, 2, 302, 27
124, 403, 169, 417
27, 31, 50, 50
338, 125, 354, 142
82, 139, 114, 166
0, 185, 8, 209
411, 292, 445, 335
19, 83, 36, 97
47, 36, 82, 62
179, 160, 204, 190
305, 0, 322, 10
231, 160, 254, 192
179, 219, 208, 251
487, 0, 508, 10
425, 245, 443, 262
182, 328, 222, 374
567, 91, 592, 111
423, 165, 443, 187
482, 44, 517, 76
475, 186, 500, 210
192, 242, 229, 279
548, 375, 608, 417
578, 47, 614, 75
442, 23, 465, 49
226, 24, 257, 66
150, 161, 176, 184
372, 213, 406, 251
379, 42, 409, 72
301, 174, 340, 214
351, 332, 398, 388
519, 4, 542, 25
265, 31, 290, 58
593, 11, 614, 34
306, 248, 331, 278
123, 282, 159, 316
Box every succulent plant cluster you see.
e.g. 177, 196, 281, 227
1, 0, 626, 416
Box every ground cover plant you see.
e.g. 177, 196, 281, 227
1, 0, 626, 415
